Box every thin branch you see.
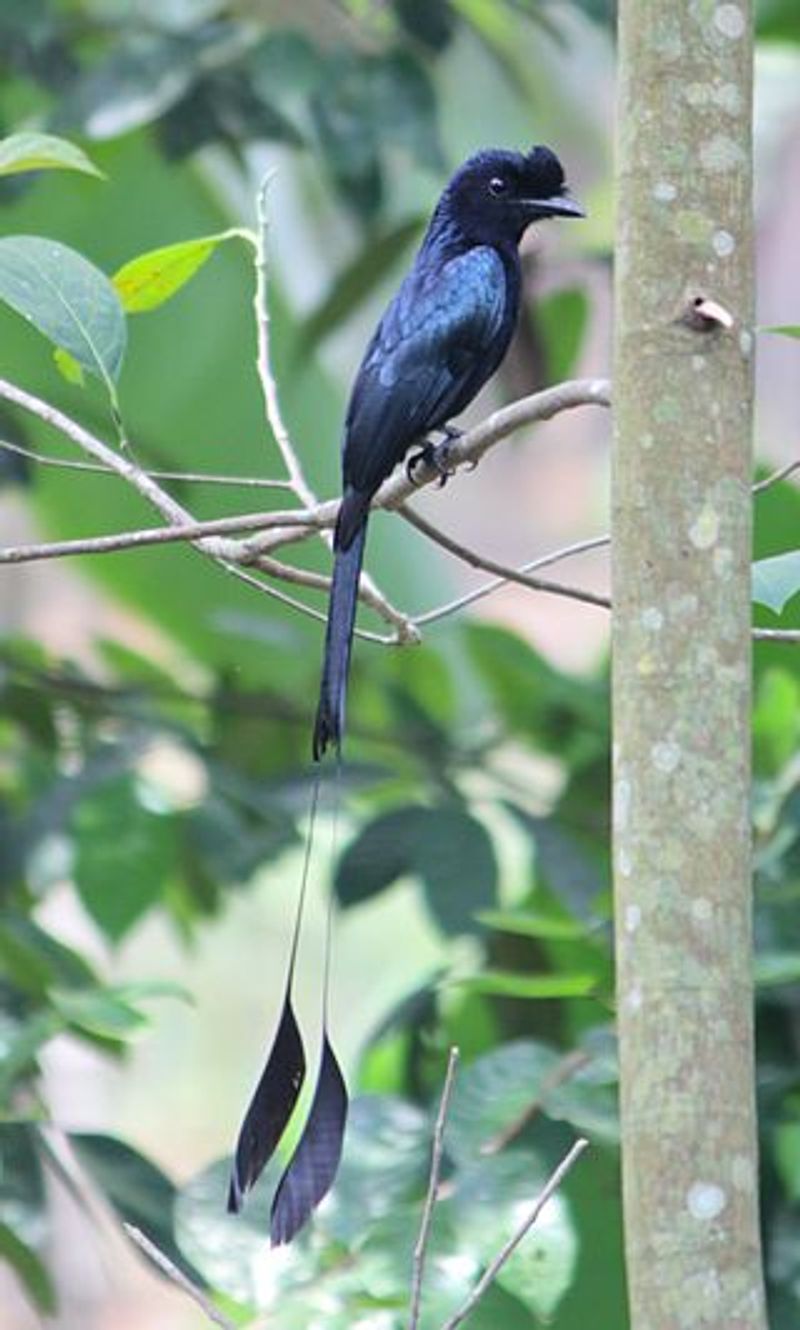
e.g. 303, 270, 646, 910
245, 378, 613, 560
374, 378, 611, 513
216, 559, 334, 631
401, 506, 611, 612
0, 379, 330, 625
0, 377, 409, 638
752, 457, 800, 494
0, 436, 292, 488
251, 175, 406, 627
413, 535, 610, 627
0, 378, 194, 528
16, 371, 787, 641
440, 1138, 589, 1330
753, 628, 800, 643
0, 510, 300, 564
251, 551, 417, 641
123, 1224, 235, 1330
409, 1046, 460, 1330
253, 177, 320, 509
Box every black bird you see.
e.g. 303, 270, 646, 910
312, 144, 584, 760
229, 146, 583, 1246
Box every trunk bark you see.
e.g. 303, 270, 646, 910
612, 2, 767, 1327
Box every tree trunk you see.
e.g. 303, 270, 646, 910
612, 2, 767, 1327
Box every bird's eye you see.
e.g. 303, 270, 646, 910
488, 176, 508, 197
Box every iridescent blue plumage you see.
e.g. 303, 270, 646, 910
313, 144, 583, 759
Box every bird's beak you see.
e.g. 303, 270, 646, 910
530, 191, 586, 219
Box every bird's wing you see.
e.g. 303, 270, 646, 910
342, 245, 511, 498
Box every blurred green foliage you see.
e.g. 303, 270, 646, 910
1, 1, 800, 1327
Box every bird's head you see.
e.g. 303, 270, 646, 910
441, 145, 584, 247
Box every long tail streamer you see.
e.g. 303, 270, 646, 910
228, 763, 349, 1244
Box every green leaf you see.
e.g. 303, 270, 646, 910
761, 325, 800, 340
0, 1124, 47, 1239
553, 1141, 627, 1327
753, 669, 800, 776
247, 31, 324, 104
754, 952, 800, 987
0, 1013, 62, 1100
460, 970, 599, 999
1, 917, 97, 991
452, 1151, 579, 1319
544, 1075, 620, 1145
509, 805, 605, 922
0, 236, 126, 385
775, 1122, 800, 1204
65, 32, 203, 140
466, 622, 608, 762
753, 551, 800, 615
297, 217, 423, 354
367, 51, 443, 168
335, 804, 497, 934
322, 1095, 428, 1244
112, 230, 243, 314
111, 980, 192, 1006
537, 287, 589, 383
53, 347, 85, 386
0, 1220, 55, 1313
0, 132, 104, 181
414, 807, 497, 934
477, 908, 587, 940
71, 776, 177, 942
395, 0, 458, 49
0, 924, 54, 996
51, 988, 149, 1041
175, 1156, 279, 1305
446, 1040, 560, 1162
335, 806, 413, 907
70, 1133, 203, 1284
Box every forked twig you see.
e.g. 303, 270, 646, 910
440, 1137, 589, 1330
401, 505, 611, 612
409, 1046, 460, 1330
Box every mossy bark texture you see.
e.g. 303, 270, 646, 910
612, 2, 767, 1328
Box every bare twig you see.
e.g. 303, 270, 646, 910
753, 628, 800, 643
0, 510, 299, 564
123, 1224, 236, 1330
413, 535, 610, 627
752, 457, 800, 494
0, 377, 410, 637
10, 364, 789, 641
409, 1047, 460, 1330
0, 379, 327, 624
374, 378, 612, 512
401, 506, 611, 612
251, 551, 416, 640
0, 508, 404, 642
0, 378, 195, 528
251, 175, 408, 630
0, 436, 292, 488
253, 178, 319, 507
244, 378, 614, 559
440, 1138, 589, 1330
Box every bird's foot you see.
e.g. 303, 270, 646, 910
405, 435, 459, 488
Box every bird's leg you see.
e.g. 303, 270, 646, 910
405, 423, 463, 488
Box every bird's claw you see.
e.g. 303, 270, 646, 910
440, 423, 463, 444
406, 427, 462, 488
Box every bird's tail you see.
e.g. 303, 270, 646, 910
313, 515, 368, 761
